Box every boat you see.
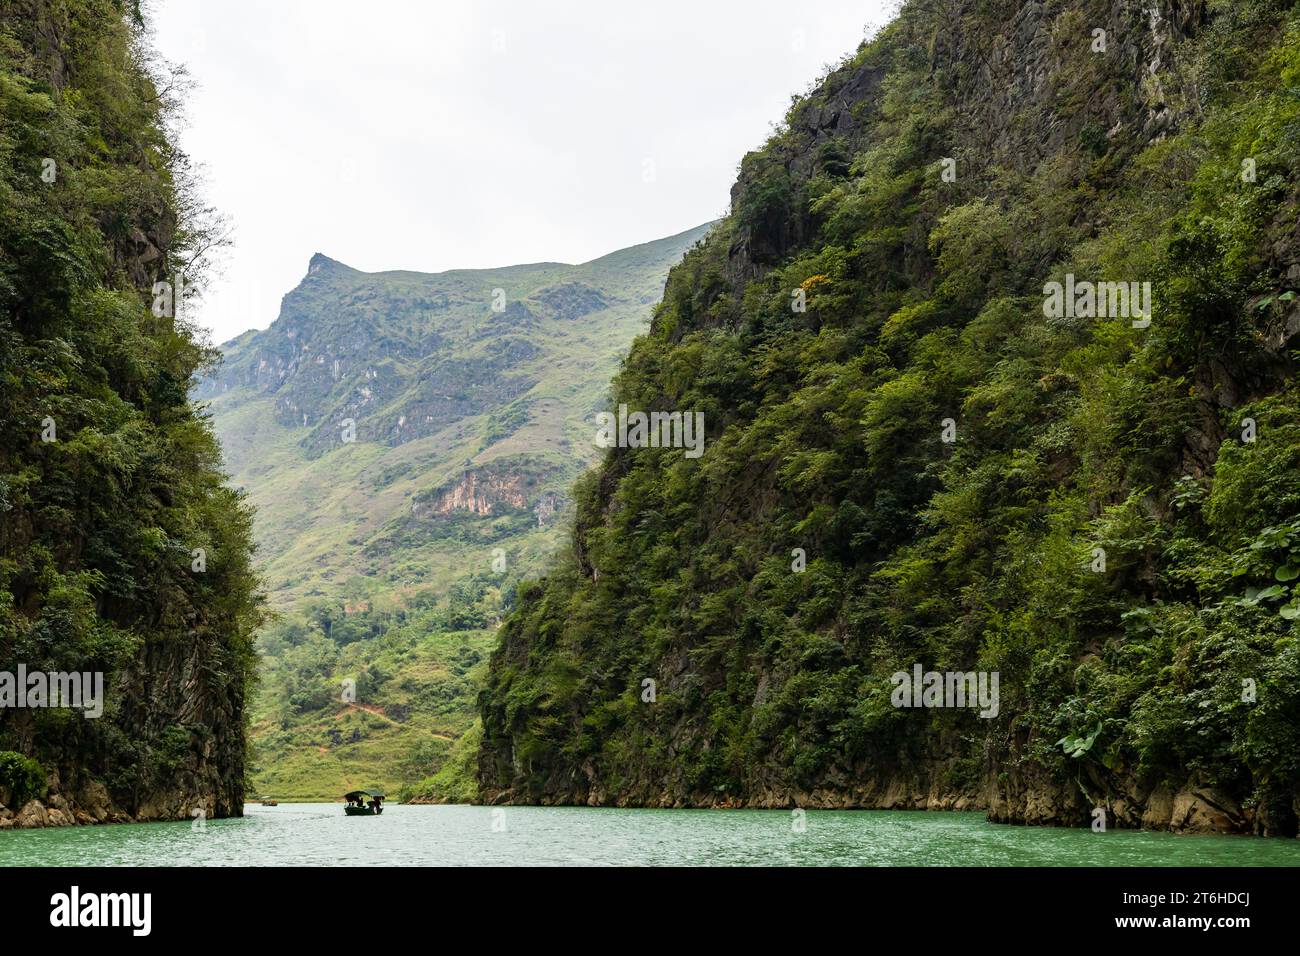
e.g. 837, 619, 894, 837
343, 790, 385, 816
262, 799, 278, 806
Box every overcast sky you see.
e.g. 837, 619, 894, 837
150, 0, 895, 344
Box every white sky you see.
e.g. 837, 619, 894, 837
150, 0, 895, 344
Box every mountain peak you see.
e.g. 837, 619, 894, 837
307, 252, 354, 276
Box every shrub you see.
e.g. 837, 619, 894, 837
0, 752, 47, 808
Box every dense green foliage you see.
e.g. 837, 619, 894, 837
0, 750, 45, 807
481, 0, 1300, 832
0, 0, 261, 816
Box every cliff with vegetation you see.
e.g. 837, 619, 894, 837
0, 0, 262, 827
200, 226, 710, 801
479, 0, 1300, 835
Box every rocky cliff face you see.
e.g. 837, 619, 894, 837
479, 0, 1300, 835
423, 470, 531, 516
0, 0, 262, 829
409, 463, 569, 523
199, 232, 708, 461
724, 0, 1205, 290
199, 253, 536, 456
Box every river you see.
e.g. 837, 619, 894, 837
2, 804, 1298, 866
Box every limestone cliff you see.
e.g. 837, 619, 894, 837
0, 0, 262, 829
478, 0, 1300, 835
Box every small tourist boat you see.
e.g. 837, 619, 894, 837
262, 799, 278, 806
343, 790, 385, 816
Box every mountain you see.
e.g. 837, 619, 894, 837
477, 0, 1300, 835
199, 223, 712, 799
0, 0, 261, 828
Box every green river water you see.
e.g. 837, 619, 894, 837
2, 804, 1298, 865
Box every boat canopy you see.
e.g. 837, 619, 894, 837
344, 790, 385, 800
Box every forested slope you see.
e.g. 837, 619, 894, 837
0, 0, 262, 826
479, 0, 1300, 835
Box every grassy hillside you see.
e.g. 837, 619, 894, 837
202, 223, 712, 801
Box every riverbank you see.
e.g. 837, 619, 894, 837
480, 771, 1286, 837
0, 770, 230, 830
5, 779, 1289, 839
